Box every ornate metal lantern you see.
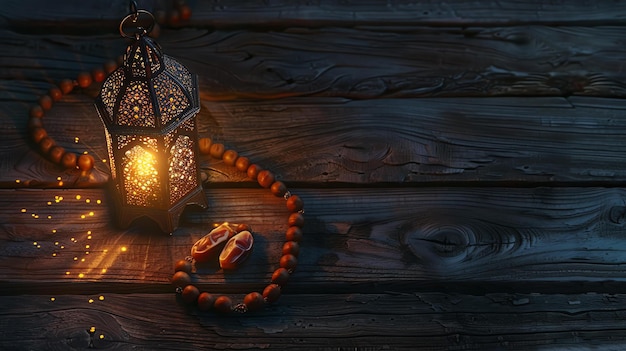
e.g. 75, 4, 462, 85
95, 7, 207, 233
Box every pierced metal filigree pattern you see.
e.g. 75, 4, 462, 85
129, 46, 147, 77
154, 74, 189, 125
168, 135, 197, 204
164, 56, 193, 93
100, 68, 124, 120
117, 81, 155, 127
105, 130, 116, 179
180, 118, 195, 132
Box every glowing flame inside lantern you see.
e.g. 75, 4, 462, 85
122, 146, 160, 206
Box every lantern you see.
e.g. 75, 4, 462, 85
95, 6, 207, 233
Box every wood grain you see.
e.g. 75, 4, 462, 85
3, 26, 626, 100
1, 292, 625, 350
5, 93, 626, 187
3, 187, 626, 294
5, 0, 626, 29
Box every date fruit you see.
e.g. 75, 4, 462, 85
191, 223, 236, 263
219, 230, 254, 270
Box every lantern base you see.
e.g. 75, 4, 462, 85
112, 186, 208, 234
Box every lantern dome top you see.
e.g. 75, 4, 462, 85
95, 35, 200, 135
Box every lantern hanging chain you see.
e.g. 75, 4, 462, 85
129, 0, 138, 22
119, 2, 156, 39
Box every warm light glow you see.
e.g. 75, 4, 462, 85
123, 146, 160, 206
120, 246, 127, 252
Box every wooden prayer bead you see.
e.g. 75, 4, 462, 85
263, 284, 281, 303
222, 149, 238, 166
214, 296, 233, 313
270, 181, 287, 197
280, 254, 298, 270
257, 170, 275, 188
286, 195, 304, 212
243, 292, 265, 311
271, 268, 290, 285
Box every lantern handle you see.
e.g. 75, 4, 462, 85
119, 3, 156, 39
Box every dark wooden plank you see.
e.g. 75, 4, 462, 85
2, 187, 626, 294
201, 96, 626, 184
5, 94, 626, 187
5, 0, 626, 30
1, 292, 625, 350
3, 26, 626, 100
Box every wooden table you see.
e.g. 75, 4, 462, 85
3, 1, 626, 349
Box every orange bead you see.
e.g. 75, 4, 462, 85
209, 143, 225, 159
61, 152, 77, 169
270, 181, 287, 197
262, 284, 281, 303
197, 292, 215, 311
181, 285, 200, 304
235, 156, 250, 172
77, 72, 92, 88
92, 67, 106, 83
246, 164, 262, 180
103, 60, 118, 74
288, 212, 305, 228
257, 170, 275, 188
280, 254, 298, 270
282, 241, 300, 257
168, 10, 180, 25
48, 145, 65, 164
28, 117, 43, 130
77, 154, 95, 172
243, 292, 265, 312
286, 226, 303, 242
39, 95, 53, 110
174, 259, 192, 273
48, 87, 63, 101
31, 127, 47, 143
222, 149, 238, 166
30, 105, 44, 118
59, 79, 74, 94
286, 195, 303, 212
213, 295, 232, 314
39, 137, 55, 154
172, 271, 191, 287
271, 268, 290, 285
198, 137, 212, 154
180, 5, 192, 20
